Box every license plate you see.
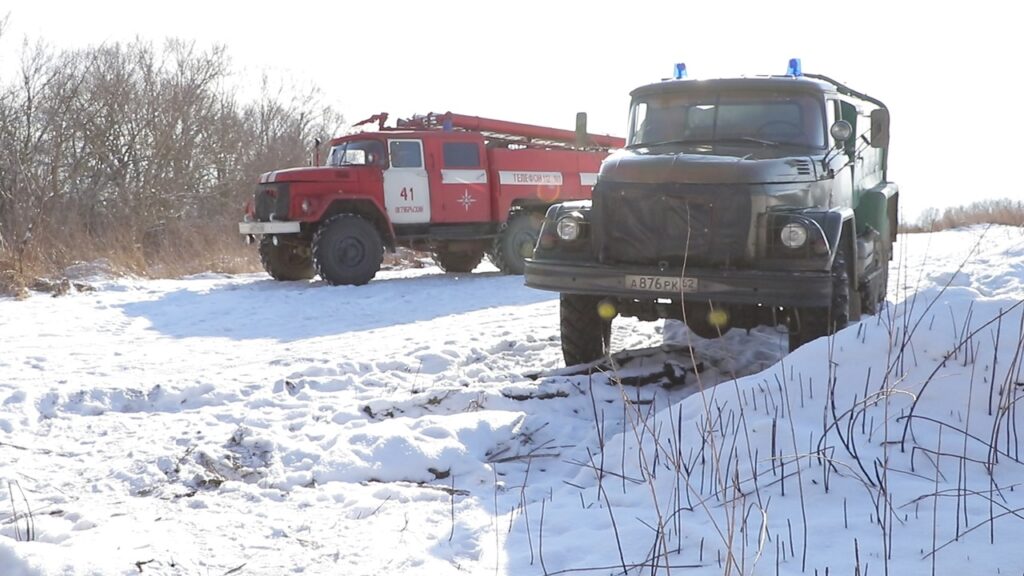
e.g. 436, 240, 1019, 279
624, 274, 697, 292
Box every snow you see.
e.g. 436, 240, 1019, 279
1, 226, 1023, 575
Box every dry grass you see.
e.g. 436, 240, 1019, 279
902, 198, 1024, 233
0, 218, 439, 299
141, 220, 261, 278
8, 194, 1013, 297
0, 219, 261, 296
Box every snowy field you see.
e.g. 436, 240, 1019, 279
2, 226, 1023, 576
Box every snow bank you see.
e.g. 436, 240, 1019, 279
501, 226, 1024, 575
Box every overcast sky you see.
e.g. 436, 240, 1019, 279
1, 0, 1020, 220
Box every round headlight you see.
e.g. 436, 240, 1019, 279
780, 223, 808, 248
301, 199, 313, 214
556, 217, 580, 241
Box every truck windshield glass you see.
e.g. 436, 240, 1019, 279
326, 139, 385, 167
628, 91, 826, 149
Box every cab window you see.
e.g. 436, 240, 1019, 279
442, 142, 481, 168
326, 139, 384, 167
389, 140, 423, 168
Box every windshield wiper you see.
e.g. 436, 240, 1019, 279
627, 136, 781, 149
713, 137, 781, 147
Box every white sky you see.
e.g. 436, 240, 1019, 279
1, 0, 1021, 220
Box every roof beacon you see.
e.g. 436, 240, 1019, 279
673, 63, 688, 80
786, 58, 803, 77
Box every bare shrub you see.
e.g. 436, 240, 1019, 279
0, 269, 29, 299
902, 198, 1024, 233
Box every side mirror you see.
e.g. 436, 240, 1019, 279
575, 112, 589, 148
829, 120, 853, 147
870, 108, 890, 148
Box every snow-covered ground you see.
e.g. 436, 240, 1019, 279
2, 226, 1023, 576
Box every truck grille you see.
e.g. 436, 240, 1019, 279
254, 183, 291, 221
592, 182, 751, 267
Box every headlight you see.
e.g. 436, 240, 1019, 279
556, 216, 581, 241
301, 199, 313, 214
780, 223, 808, 248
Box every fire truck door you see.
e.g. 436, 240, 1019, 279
435, 141, 489, 223
384, 139, 431, 224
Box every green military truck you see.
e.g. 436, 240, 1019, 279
524, 61, 897, 365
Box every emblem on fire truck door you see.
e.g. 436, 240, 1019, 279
458, 190, 477, 211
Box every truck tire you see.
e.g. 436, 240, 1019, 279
560, 294, 612, 366
258, 237, 315, 281
861, 241, 890, 316
491, 212, 543, 275
876, 245, 890, 308
788, 244, 851, 351
432, 249, 484, 273
313, 214, 384, 286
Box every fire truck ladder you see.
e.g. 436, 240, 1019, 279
354, 111, 624, 152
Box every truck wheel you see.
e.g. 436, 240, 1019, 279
313, 214, 384, 286
560, 294, 612, 366
861, 241, 890, 316
432, 249, 484, 273
877, 244, 890, 307
258, 237, 315, 281
788, 244, 851, 351
491, 212, 543, 275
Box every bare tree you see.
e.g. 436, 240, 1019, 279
0, 36, 344, 276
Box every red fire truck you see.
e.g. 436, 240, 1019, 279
238, 112, 623, 285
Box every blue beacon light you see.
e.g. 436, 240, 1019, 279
673, 63, 688, 79
786, 58, 803, 77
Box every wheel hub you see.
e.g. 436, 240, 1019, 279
337, 238, 365, 267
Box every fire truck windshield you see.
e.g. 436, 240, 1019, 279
326, 139, 385, 167
627, 90, 826, 150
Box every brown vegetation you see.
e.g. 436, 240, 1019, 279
901, 198, 1024, 233
0, 33, 343, 282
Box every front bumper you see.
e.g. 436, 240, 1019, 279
238, 221, 301, 235
524, 259, 832, 308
